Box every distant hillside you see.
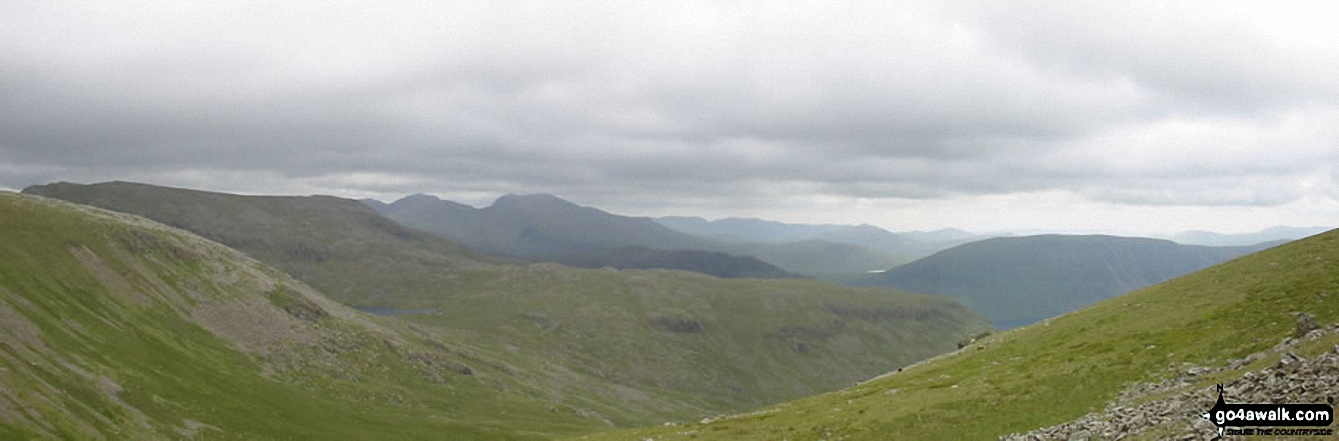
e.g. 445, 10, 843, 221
376, 193, 904, 275
657, 216, 986, 261
552, 246, 800, 279
728, 239, 907, 275
378, 193, 711, 258
1168, 225, 1331, 246
811, 224, 983, 260
894, 227, 979, 243
26, 181, 991, 428
655, 216, 847, 243
591, 227, 1339, 441
864, 234, 1280, 328
0, 191, 602, 439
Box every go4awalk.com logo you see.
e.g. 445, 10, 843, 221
1201, 384, 1334, 438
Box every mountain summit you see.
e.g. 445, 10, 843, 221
378, 192, 709, 258
491, 193, 577, 209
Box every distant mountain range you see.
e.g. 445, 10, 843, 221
371, 193, 910, 275
1165, 225, 1332, 246
376, 193, 712, 257
654, 216, 851, 243
656, 216, 985, 260
863, 234, 1283, 329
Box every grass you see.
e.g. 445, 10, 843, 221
0, 192, 603, 439
24, 181, 992, 429
582, 228, 1339, 440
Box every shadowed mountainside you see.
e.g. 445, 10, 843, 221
551, 246, 802, 279
656, 216, 987, 261
373, 194, 908, 275
377, 193, 710, 258
863, 234, 1282, 328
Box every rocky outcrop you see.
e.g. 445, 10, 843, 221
1004, 324, 1339, 440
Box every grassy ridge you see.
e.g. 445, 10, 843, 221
586, 230, 1337, 440
25, 181, 991, 428
0, 192, 602, 439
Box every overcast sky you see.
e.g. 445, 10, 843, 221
3, 1, 1337, 234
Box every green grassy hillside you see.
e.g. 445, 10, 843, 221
24, 181, 991, 428
0, 191, 604, 440
584, 228, 1339, 440
865, 234, 1278, 328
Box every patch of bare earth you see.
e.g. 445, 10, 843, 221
0, 293, 56, 434
61, 361, 153, 431
69, 245, 150, 307
175, 418, 219, 438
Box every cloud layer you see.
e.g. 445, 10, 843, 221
3, 0, 1337, 232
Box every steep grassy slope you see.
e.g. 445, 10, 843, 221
0, 192, 604, 440
587, 228, 1339, 440
865, 234, 1279, 328
26, 181, 991, 427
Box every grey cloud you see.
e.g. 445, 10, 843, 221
1085, 181, 1305, 207
1, 0, 1336, 221
945, 1, 1339, 114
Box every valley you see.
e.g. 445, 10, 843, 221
2, 181, 1329, 439
15, 182, 989, 432
587, 228, 1339, 440
5, 4, 1332, 439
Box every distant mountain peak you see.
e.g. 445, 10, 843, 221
359, 198, 389, 212
658, 215, 709, 224
400, 193, 442, 202
491, 193, 579, 209
382, 193, 474, 214
1169, 225, 1334, 246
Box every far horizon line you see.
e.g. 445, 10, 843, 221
367, 190, 1334, 239
12, 180, 1333, 240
